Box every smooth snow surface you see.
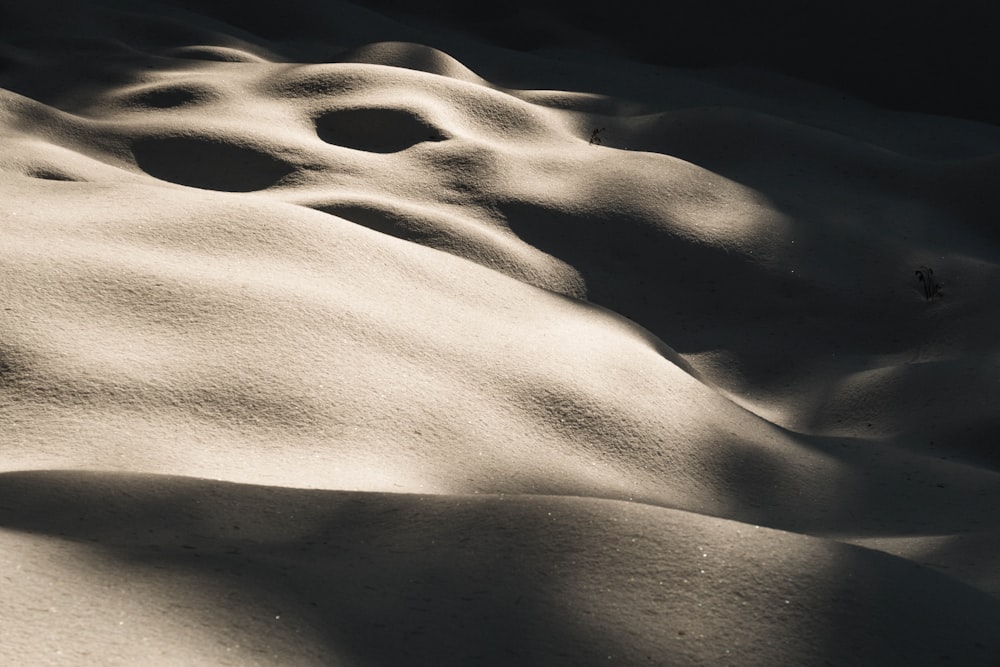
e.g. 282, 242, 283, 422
2, 0, 999, 664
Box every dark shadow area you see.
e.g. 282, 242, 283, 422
359, 0, 1000, 128
3, 0, 998, 126
26, 168, 80, 181
1, 470, 999, 664
121, 83, 211, 109
314, 201, 433, 241
791, 431, 1000, 537
500, 198, 796, 331
623, 108, 1000, 241
796, 355, 1000, 474
0, 341, 30, 385
316, 107, 446, 153
609, 108, 1000, 462
918, 530, 1000, 599
498, 196, 910, 379
931, 418, 1000, 472
0, 0, 274, 112
131, 135, 295, 191
0, 355, 13, 383
0, 470, 652, 664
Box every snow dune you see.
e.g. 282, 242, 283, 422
2, 0, 999, 663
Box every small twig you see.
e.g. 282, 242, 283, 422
588, 127, 606, 146
915, 266, 943, 301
